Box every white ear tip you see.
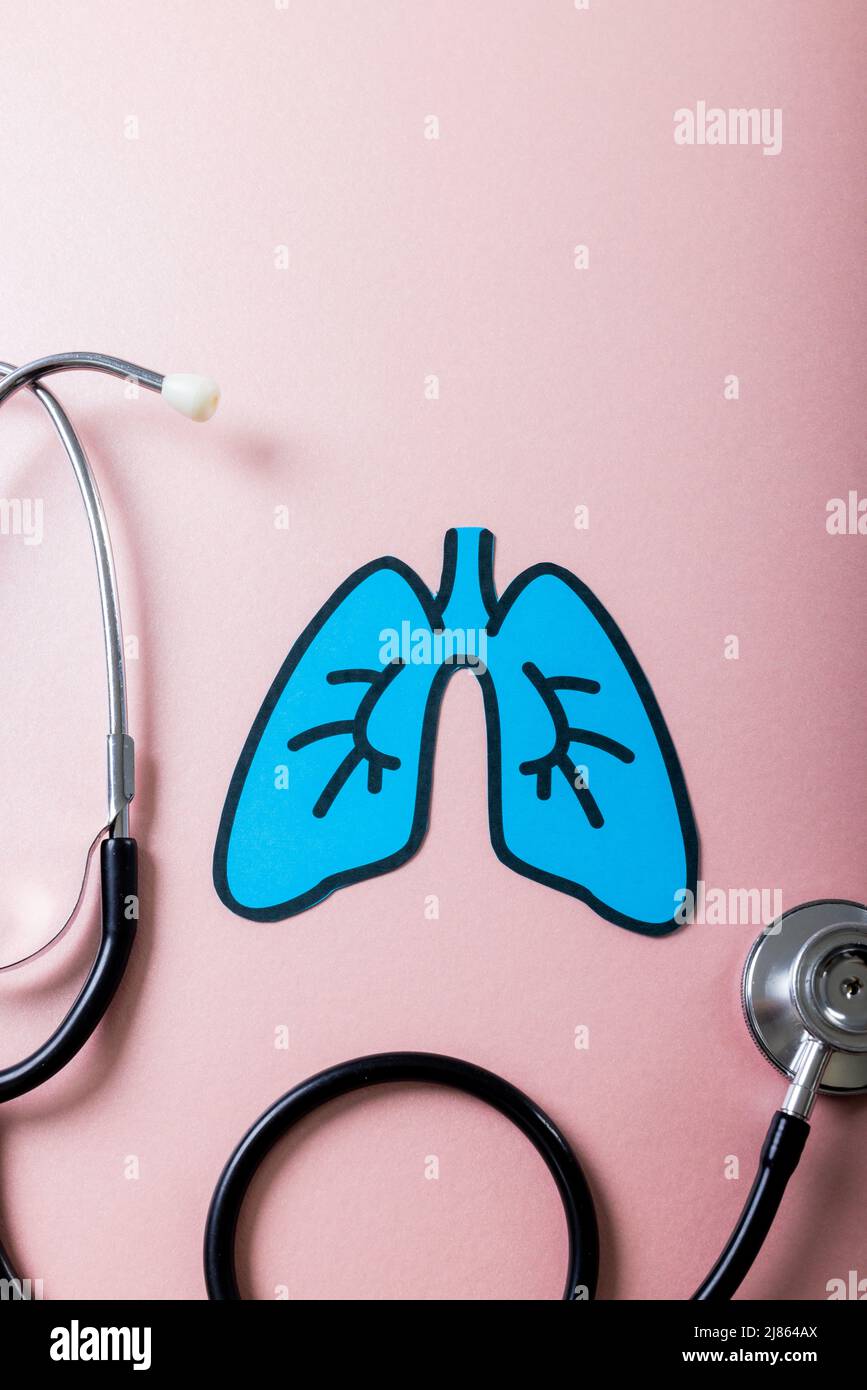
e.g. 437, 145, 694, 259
161, 373, 220, 422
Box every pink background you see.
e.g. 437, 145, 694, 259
1, 0, 865, 1300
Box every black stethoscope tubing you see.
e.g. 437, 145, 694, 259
204, 1050, 600, 1302
0, 837, 137, 1286
204, 1052, 811, 1302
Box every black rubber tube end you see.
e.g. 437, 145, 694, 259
692, 1110, 810, 1301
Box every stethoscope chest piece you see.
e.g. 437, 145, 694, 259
743, 899, 867, 1095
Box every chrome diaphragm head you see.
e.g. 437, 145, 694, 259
743, 900, 867, 1095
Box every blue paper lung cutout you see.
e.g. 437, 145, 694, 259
214, 528, 698, 933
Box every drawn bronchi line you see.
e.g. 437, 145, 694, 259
214, 526, 698, 936
287, 663, 404, 816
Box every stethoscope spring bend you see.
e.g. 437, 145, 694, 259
1, 353, 866, 1301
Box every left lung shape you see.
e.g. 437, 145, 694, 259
213, 557, 443, 919
482, 562, 697, 934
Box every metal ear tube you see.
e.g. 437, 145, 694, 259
0, 351, 219, 1296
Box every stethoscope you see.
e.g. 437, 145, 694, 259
1, 354, 866, 1302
